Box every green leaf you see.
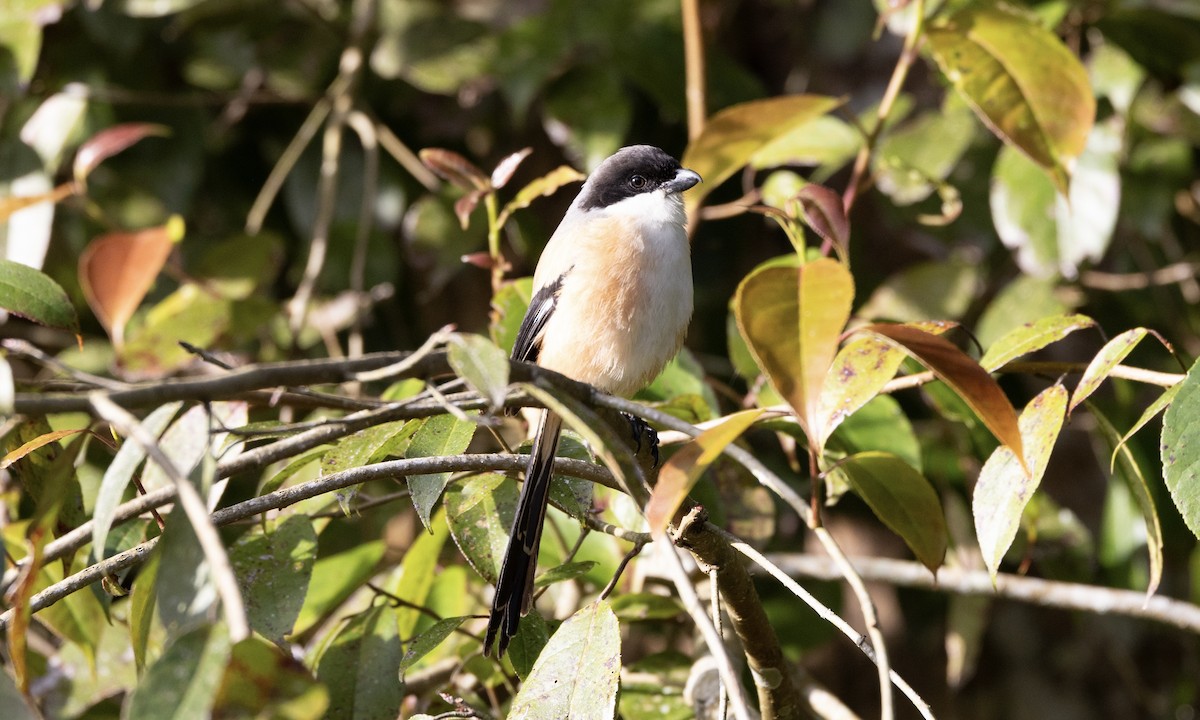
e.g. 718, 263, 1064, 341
229, 516, 317, 644
448, 333, 510, 411
1114, 385, 1180, 465
1091, 405, 1163, 598
322, 419, 415, 511
975, 276, 1075, 349
405, 413, 478, 530
734, 257, 855, 440
543, 66, 632, 171
130, 549, 161, 671
445, 473, 516, 584
214, 636, 328, 720
93, 402, 181, 562
534, 560, 598, 589
1070, 328, 1151, 412
827, 394, 923, 474
865, 323, 1025, 465
925, 2, 1095, 193
645, 409, 765, 536
682, 95, 844, 212
491, 277, 534, 354
506, 611, 552, 680
125, 623, 233, 720
858, 259, 980, 323
0, 259, 79, 333
873, 99, 978, 205
978, 313, 1096, 372
398, 616, 467, 675
509, 600, 621, 719
120, 283, 233, 375
293, 540, 386, 636
973, 385, 1068, 580
156, 505, 216, 643
1161, 358, 1200, 540
316, 605, 405, 720
817, 335, 906, 448
387, 509, 449, 638
832, 452, 947, 571
610, 592, 684, 622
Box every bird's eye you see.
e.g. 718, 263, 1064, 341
629, 174, 647, 190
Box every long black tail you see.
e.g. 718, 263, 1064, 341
484, 411, 563, 656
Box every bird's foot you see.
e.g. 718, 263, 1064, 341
624, 413, 659, 467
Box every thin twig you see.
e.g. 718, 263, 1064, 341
732, 541, 935, 720
681, 0, 707, 142
598, 540, 645, 600
842, 0, 927, 216
344, 110, 380, 366
1080, 262, 1200, 291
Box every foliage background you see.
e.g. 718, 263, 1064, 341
2, 0, 1200, 718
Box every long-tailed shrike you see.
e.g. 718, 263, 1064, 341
484, 145, 701, 656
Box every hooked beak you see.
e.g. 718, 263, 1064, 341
665, 167, 702, 194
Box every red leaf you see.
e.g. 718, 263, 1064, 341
419, 148, 490, 191
795, 183, 850, 255
73, 123, 170, 185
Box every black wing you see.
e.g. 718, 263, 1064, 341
511, 270, 568, 363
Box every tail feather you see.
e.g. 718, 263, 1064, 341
485, 411, 563, 656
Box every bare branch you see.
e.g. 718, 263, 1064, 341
765, 553, 1200, 635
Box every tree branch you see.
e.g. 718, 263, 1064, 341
764, 553, 1200, 634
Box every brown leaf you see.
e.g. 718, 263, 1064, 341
418, 148, 490, 191
73, 123, 170, 186
795, 183, 850, 255
863, 322, 1025, 466
454, 189, 487, 230
79, 218, 184, 349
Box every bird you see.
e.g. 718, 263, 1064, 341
484, 145, 701, 656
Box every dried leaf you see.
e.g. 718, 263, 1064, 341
490, 147, 533, 189
418, 148, 490, 191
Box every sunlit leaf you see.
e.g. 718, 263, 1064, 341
119, 282, 232, 374
682, 95, 843, 212
978, 313, 1096, 371
865, 323, 1024, 465
125, 623, 232, 720
831, 452, 947, 571
1161, 358, 1200, 540
734, 257, 854, 441
448, 333, 510, 411
445, 473, 516, 584
497, 165, 587, 227
73, 122, 169, 186
79, 218, 184, 348
645, 409, 765, 536
874, 99, 978, 205
925, 2, 1095, 193
93, 402, 181, 562
0, 259, 79, 333
405, 414, 478, 530
1091, 406, 1163, 598
490, 277, 535, 354
229, 516, 317, 644
1070, 328, 1152, 412
491, 147, 532, 189
817, 335, 906, 449
509, 600, 620, 719
973, 385, 1067, 580
975, 275, 1076, 349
